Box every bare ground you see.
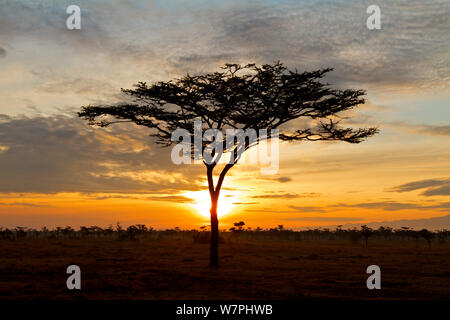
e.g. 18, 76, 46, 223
0, 237, 449, 299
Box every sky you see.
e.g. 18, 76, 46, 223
0, 0, 449, 230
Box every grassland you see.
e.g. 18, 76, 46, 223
0, 233, 449, 300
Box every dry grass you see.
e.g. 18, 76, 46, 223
0, 237, 449, 299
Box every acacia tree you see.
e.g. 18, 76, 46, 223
420, 229, 434, 249
360, 225, 374, 248
78, 62, 378, 267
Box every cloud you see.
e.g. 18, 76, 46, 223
1, 0, 448, 95
252, 193, 298, 199
384, 122, 450, 137
90, 194, 193, 203
417, 125, 450, 136
0, 1, 142, 59
0, 47, 6, 58
423, 185, 450, 196
391, 178, 449, 192
257, 176, 292, 183
288, 205, 326, 213
251, 192, 320, 199
390, 178, 450, 196
38, 77, 117, 95
0, 114, 204, 194
284, 216, 364, 222
332, 201, 450, 211
0, 202, 48, 207
276, 177, 292, 183
232, 202, 258, 205
209, 0, 450, 89
145, 195, 193, 203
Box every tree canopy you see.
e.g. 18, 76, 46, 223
79, 62, 378, 153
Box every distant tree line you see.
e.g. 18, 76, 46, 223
0, 223, 448, 248
0, 224, 155, 241
224, 223, 448, 248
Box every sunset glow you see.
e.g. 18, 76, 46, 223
184, 190, 239, 218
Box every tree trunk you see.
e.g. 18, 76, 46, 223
210, 196, 219, 267
206, 162, 233, 268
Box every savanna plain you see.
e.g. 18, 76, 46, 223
0, 229, 449, 300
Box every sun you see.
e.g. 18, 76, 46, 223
184, 189, 238, 218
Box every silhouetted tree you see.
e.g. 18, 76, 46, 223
233, 221, 246, 231
14, 227, 27, 240
437, 229, 448, 244
396, 227, 413, 241
360, 225, 373, 248
420, 229, 434, 249
377, 226, 393, 240
79, 62, 378, 267
412, 230, 421, 249
0, 228, 14, 240
61, 226, 75, 239
104, 225, 114, 238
